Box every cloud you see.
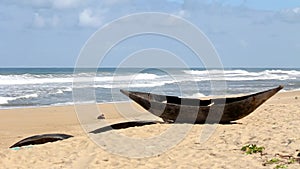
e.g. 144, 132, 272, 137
78, 9, 102, 28
3, 0, 82, 9
278, 7, 300, 23
33, 13, 46, 28
177, 10, 189, 17
52, 0, 82, 9
33, 13, 60, 28
292, 7, 300, 14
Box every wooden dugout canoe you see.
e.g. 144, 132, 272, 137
120, 86, 283, 123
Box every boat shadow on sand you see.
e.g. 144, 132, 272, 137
89, 120, 241, 134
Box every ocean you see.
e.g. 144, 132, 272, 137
0, 68, 299, 109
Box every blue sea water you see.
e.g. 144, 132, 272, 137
0, 68, 299, 109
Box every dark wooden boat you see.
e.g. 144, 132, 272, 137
10, 133, 73, 148
120, 86, 283, 123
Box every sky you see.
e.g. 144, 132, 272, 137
0, 0, 300, 68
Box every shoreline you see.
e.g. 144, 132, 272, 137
0, 100, 133, 110
0, 88, 298, 111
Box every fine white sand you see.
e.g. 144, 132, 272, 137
0, 91, 299, 168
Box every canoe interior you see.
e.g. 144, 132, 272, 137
122, 86, 283, 107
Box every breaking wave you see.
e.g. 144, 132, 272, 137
0, 68, 299, 109
183, 69, 300, 81
0, 93, 39, 104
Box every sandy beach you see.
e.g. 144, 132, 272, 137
0, 91, 299, 169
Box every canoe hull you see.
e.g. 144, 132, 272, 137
10, 133, 73, 148
121, 86, 283, 123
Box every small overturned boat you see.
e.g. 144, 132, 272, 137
120, 86, 283, 123
10, 133, 73, 148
